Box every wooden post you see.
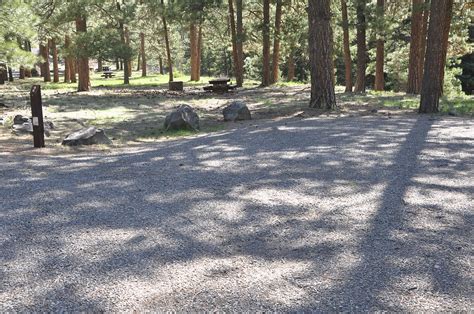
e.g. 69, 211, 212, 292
30, 85, 45, 148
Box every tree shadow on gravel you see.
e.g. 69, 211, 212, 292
0, 115, 472, 311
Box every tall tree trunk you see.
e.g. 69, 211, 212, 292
125, 27, 131, 78
70, 59, 77, 83
8, 67, 13, 82
196, 24, 202, 81
137, 54, 141, 71
64, 35, 71, 83
229, 0, 239, 81
75, 16, 90, 91
19, 66, 25, 79
235, 0, 244, 87
40, 43, 51, 82
407, 0, 425, 94
98, 58, 103, 71
308, 0, 336, 109
159, 56, 164, 75
287, 52, 295, 81
374, 0, 384, 91
341, 0, 352, 92
419, 0, 453, 113
439, 4, 453, 94
50, 38, 59, 83
162, 0, 173, 82
140, 32, 147, 77
354, 0, 367, 93
418, 0, 430, 89
119, 23, 130, 85
271, 0, 283, 84
262, 0, 271, 86
190, 22, 199, 81
115, 58, 120, 71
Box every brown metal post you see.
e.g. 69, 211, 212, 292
30, 85, 45, 148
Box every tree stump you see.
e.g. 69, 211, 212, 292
169, 81, 183, 91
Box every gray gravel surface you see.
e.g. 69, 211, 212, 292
1, 115, 473, 311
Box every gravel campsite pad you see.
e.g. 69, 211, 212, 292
1, 115, 473, 311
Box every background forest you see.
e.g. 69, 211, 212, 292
1, 0, 472, 97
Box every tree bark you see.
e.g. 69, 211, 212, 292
235, 0, 244, 86
229, 0, 239, 81
197, 24, 202, 81
354, 0, 367, 93
50, 38, 59, 83
418, 0, 430, 89
262, 0, 271, 86
341, 0, 352, 92
161, 0, 173, 82
98, 58, 103, 72
75, 16, 90, 91
125, 26, 131, 79
308, 0, 336, 109
287, 52, 295, 81
140, 32, 146, 76
374, 0, 384, 91
19, 66, 25, 79
40, 43, 51, 82
70, 59, 77, 83
159, 56, 164, 75
419, 0, 453, 113
64, 35, 71, 83
8, 67, 13, 82
439, 4, 453, 94
190, 23, 199, 81
407, 0, 424, 94
271, 0, 283, 84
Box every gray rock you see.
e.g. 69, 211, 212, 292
62, 127, 112, 146
12, 122, 33, 134
13, 115, 29, 125
164, 104, 200, 131
223, 101, 251, 121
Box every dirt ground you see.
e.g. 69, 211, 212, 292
1, 80, 419, 156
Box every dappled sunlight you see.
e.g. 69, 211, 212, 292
1, 115, 473, 311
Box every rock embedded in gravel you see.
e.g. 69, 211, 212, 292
164, 104, 200, 131
223, 101, 251, 122
62, 127, 112, 146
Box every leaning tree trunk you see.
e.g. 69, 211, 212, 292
407, 0, 425, 94
354, 0, 367, 93
419, 0, 454, 113
341, 0, 353, 92
140, 32, 146, 77
262, 0, 271, 87
308, 0, 336, 109
271, 0, 283, 84
374, 0, 385, 91
75, 16, 90, 91
50, 38, 59, 83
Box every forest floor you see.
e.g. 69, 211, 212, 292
0, 72, 473, 155
1, 74, 473, 311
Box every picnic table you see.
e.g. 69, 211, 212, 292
101, 70, 115, 79
203, 78, 237, 93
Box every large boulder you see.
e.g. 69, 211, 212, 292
62, 127, 112, 146
223, 101, 251, 122
164, 104, 200, 131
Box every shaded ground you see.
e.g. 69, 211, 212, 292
3, 74, 471, 155
1, 114, 472, 311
